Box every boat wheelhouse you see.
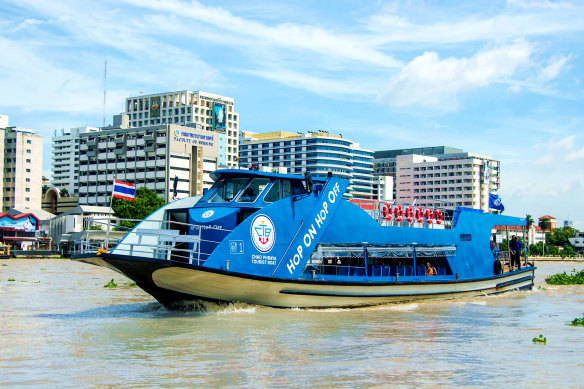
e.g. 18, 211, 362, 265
75, 169, 535, 308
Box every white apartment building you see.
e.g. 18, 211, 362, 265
124, 90, 239, 168
1, 116, 43, 212
52, 126, 100, 194
239, 131, 374, 198
78, 124, 218, 205
395, 153, 501, 211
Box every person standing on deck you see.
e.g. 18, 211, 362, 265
490, 236, 500, 259
510, 235, 522, 270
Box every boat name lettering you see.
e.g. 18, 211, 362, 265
251, 254, 277, 265
190, 224, 223, 231
286, 182, 341, 274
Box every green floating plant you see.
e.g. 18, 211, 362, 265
1, 264, 7, 266
545, 269, 584, 285
570, 315, 584, 327
123, 281, 137, 287
7, 278, 15, 282
532, 334, 547, 344
104, 279, 118, 288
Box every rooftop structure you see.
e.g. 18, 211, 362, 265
1, 116, 43, 212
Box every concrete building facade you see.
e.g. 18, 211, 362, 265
77, 124, 218, 205
52, 126, 100, 194
373, 147, 501, 212
1, 116, 43, 212
395, 153, 500, 211
124, 90, 239, 168
239, 131, 374, 198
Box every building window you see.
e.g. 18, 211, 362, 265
26, 168, 31, 173
26, 159, 31, 163
26, 188, 30, 192
26, 149, 32, 154
26, 140, 31, 144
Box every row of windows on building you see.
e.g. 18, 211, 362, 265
4, 139, 32, 144
130, 107, 237, 120
128, 97, 234, 111
3, 197, 32, 202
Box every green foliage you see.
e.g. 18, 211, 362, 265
532, 334, 547, 344
526, 214, 534, 228
571, 315, 584, 327
112, 187, 165, 229
123, 281, 137, 287
1, 264, 7, 266
547, 226, 577, 247
545, 269, 584, 285
7, 278, 15, 282
60, 188, 69, 197
539, 218, 550, 231
104, 279, 118, 288
84, 224, 103, 231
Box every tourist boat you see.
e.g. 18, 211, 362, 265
77, 169, 535, 308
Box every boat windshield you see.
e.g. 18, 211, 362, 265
208, 177, 249, 203
236, 178, 270, 203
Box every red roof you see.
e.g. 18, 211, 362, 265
538, 215, 556, 220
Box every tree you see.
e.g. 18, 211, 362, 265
526, 214, 534, 229
60, 188, 70, 197
112, 187, 165, 229
539, 217, 550, 231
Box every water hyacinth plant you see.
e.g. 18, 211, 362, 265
532, 334, 547, 344
545, 269, 584, 285
104, 279, 118, 288
570, 315, 584, 327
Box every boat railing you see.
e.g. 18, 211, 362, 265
348, 199, 453, 229
72, 217, 233, 266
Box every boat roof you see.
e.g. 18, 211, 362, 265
210, 169, 329, 182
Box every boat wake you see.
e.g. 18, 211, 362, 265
166, 299, 258, 315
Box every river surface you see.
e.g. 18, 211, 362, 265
1, 259, 583, 388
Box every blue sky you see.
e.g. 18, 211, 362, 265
1, 0, 583, 228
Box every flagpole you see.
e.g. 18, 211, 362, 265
105, 178, 114, 250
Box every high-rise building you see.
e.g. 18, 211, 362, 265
77, 124, 218, 205
124, 90, 239, 168
52, 126, 100, 194
238, 131, 374, 198
0, 116, 43, 211
392, 152, 500, 211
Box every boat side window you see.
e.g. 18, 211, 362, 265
264, 180, 281, 203
199, 180, 223, 202
291, 180, 307, 196
237, 178, 270, 203
208, 178, 248, 203
282, 180, 292, 198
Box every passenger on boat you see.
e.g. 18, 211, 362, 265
510, 236, 522, 270
425, 262, 437, 276
490, 236, 500, 259
239, 187, 256, 202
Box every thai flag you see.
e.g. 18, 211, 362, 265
112, 180, 135, 200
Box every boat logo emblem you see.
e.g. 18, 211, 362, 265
250, 214, 275, 253
202, 210, 214, 219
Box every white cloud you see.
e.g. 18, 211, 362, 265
122, 0, 402, 68
566, 147, 584, 161
378, 41, 532, 109
538, 55, 571, 81
506, 0, 575, 10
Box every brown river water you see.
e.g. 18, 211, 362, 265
1, 258, 583, 388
